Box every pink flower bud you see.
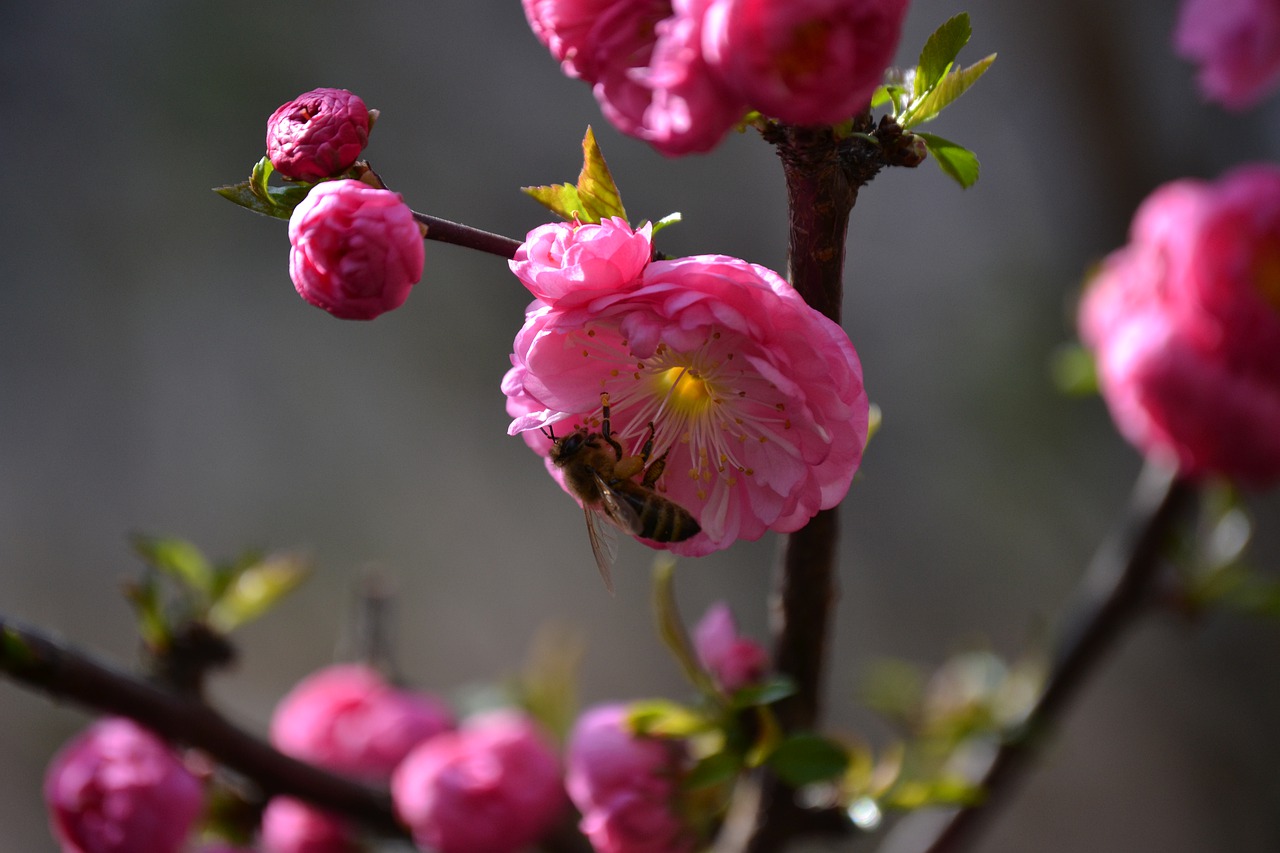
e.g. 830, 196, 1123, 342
260, 797, 356, 853
510, 217, 653, 307
270, 663, 453, 780
566, 705, 694, 853
266, 88, 370, 182
1174, 0, 1280, 110
702, 0, 910, 125
391, 710, 565, 853
1079, 164, 1280, 487
693, 602, 769, 693
287, 180, 425, 320
44, 717, 204, 853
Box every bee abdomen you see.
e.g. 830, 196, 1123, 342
637, 496, 700, 543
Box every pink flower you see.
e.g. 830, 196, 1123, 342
523, 0, 664, 82
693, 602, 769, 692
391, 710, 565, 853
1174, 0, 1280, 110
260, 798, 356, 853
270, 663, 453, 780
287, 180, 425, 320
44, 717, 204, 853
509, 218, 654, 307
566, 705, 693, 853
702, 0, 909, 125
266, 88, 370, 182
1079, 164, 1280, 487
504, 253, 869, 556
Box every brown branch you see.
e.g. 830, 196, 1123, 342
0, 614, 405, 837
410, 210, 522, 259
899, 462, 1197, 853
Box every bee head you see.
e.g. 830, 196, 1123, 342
545, 424, 588, 464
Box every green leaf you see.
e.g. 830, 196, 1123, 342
132, 535, 213, 598
915, 13, 972, 99
902, 54, 997, 129
521, 127, 627, 224
1050, 343, 1098, 396
870, 85, 895, 110
627, 700, 712, 738
206, 552, 309, 633
767, 733, 850, 787
684, 751, 743, 791
728, 675, 796, 710
214, 157, 310, 220
651, 212, 683, 235
916, 133, 981, 188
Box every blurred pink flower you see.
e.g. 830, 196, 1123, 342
523, 0, 668, 82
566, 704, 693, 853
505, 253, 869, 555
391, 709, 565, 853
287, 180, 425, 320
44, 717, 203, 853
260, 797, 356, 853
509, 218, 653, 307
270, 663, 453, 780
1174, 0, 1280, 110
702, 0, 910, 125
1079, 164, 1280, 487
693, 601, 769, 692
266, 88, 370, 182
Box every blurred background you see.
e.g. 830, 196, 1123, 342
3, 0, 1280, 850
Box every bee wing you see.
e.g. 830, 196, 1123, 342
593, 472, 643, 535
583, 504, 618, 594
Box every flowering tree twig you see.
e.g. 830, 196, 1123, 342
903, 462, 1197, 853
410, 210, 522, 259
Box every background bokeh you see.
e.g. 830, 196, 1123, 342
3, 1, 1280, 850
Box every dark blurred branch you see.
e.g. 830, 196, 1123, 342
411, 210, 522, 259
901, 462, 1197, 853
0, 614, 404, 836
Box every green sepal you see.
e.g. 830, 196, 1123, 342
522, 127, 627, 224
767, 732, 850, 787
914, 13, 973, 100
206, 552, 310, 633
902, 53, 997, 130
916, 133, 980, 189
213, 158, 310, 220
132, 535, 214, 600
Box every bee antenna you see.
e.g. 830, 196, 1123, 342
540, 425, 556, 442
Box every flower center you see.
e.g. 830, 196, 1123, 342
655, 366, 713, 415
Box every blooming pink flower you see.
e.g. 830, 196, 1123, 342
1174, 0, 1280, 110
270, 663, 453, 780
702, 0, 909, 125
44, 717, 204, 853
287, 180, 425, 320
505, 252, 869, 555
523, 0, 664, 82
1079, 164, 1280, 488
509, 217, 654, 307
566, 705, 693, 853
260, 797, 356, 853
693, 601, 769, 692
391, 710, 565, 853
266, 88, 370, 182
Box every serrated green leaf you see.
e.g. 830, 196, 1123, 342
206, 553, 309, 633
521, 182, 584, 222
575, 126, 627, 223
132, 535, 214, 598
767, 733, 850, 787
684, 751, 743, 791
903, 54, 997, 129
916, 132, 980, 188
915, 13, 972, 99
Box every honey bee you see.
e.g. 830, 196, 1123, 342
544, 393, 700, 591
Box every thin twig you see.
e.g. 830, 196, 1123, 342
410, 211, 522, 259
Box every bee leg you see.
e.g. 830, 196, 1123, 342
640, 424, 669, 487
599, 392, 625, 460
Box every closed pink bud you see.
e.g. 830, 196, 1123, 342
287, 180, 425, 320
1174, 0, 1280, 110
260, 797, 356, 853
266, 88, 370, 182
693, 602, 769, 693
702, 0, 910, 126
510, 217, 653, 307
391, 710, 565, 853
44, 717, 204, 853
1079, 164, 1280, 487
270, 663, 453, 780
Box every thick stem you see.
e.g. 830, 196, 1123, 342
411, 210, 522, 259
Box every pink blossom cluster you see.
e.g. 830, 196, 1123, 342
1174, 0, 1280, 110
43, 717, 204, 853
504, 217, 870, 556
266, 88, 370, 182
693, 601, 769, 693
523, 0, 910, 155
566, 704, 694, 853
287, 179, 425, 320
1079, 163, 1280, 488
